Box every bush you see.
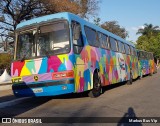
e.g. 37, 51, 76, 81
0, 53, 13, 75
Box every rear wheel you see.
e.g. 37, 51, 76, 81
127, 73, 133, 85
139, 72, 143, 80
149, 67, 153, 76
139, 73, 143, 80
88, 71, 101, 98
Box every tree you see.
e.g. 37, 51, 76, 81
136, 35, 149, 50
0, 53, 13, 73
136, 33, 160, 59
79, 0, 100, 18
136, 23, 160, 60
93, 17, 101, 26
101, 21, 128, 39
136, 23, 159, 37
0, 0, 46, 43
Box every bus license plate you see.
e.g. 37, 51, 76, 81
32, 88, 43, 93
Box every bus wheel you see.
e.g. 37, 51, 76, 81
88, 72, 101, 98
139, 73, 143, 80
127, 73, 133, 85
149, 69, 153, 76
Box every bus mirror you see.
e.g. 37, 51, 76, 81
74, 25, 80, 40
33, 30, 37, 35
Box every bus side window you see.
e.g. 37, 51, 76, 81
98, 32, 109, 49
133, 48, 137, 56
110, 37, 118, 52
84, 26, 99, 47
124, 44, 130, 55
118, 41, 125, 53
72, 21, 84, 54
130, 46, 134, 55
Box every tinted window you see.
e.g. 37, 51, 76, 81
124, 44, 130, 55
98, 32, 110, 49
130, 46, 134, 55
110, 37, 118, 51
85, 26, 99, 47
145, 52, 148, 59
139, 51, 144, 59
149, 53, 153, 59
133, 48, 137, 56
72, 21, 84, 54
118, 41, 125, 53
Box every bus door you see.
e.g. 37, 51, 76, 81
71, 21, 85, 92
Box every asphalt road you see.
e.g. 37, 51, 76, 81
0, 70, 160, 126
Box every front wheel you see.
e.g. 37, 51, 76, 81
88, 72, 102, 98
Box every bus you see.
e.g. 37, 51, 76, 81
12, 12, 139, 98
137, 50, 156, 78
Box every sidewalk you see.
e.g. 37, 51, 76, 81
0, 82, 12, 91
0, 89, 13, 97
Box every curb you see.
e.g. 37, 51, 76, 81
0, 83, 12, 86
0, 84, 12, 91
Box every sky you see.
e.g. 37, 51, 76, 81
98, 0, 160, 42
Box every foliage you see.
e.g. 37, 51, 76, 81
136, 33, 160, 59
0, 53, 13, 73
93, 17, 101, 26
136, 23, 159, 38
136, 23, 160, 59
101, 21, 129, 39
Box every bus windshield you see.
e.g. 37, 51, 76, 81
16, 21, 70, 60
16, 29, 36, 60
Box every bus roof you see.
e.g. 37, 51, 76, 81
136, 49, 153, 54
17, 12, 134, 47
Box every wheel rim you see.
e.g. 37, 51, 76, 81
93, 73, 101, 93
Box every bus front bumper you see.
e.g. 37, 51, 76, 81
12, 79, 75, 97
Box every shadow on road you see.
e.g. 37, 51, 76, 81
102, 82, 126, 94
0, 97, 52, 117
0, 90, 89, 117
117, 107, 142, 126
0, 95, 16, 103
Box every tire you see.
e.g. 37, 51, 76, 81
139, 73, 143, 80
127, 73, 133, 85
139, 70, 143, 80
149, 68, 153, 76
88, 71, 102, 98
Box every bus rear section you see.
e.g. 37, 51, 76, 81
137, 50, 155, 77
11, 14, 76, 97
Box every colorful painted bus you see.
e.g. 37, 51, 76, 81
12, 12, 139, 98
137, 50, 156, 78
